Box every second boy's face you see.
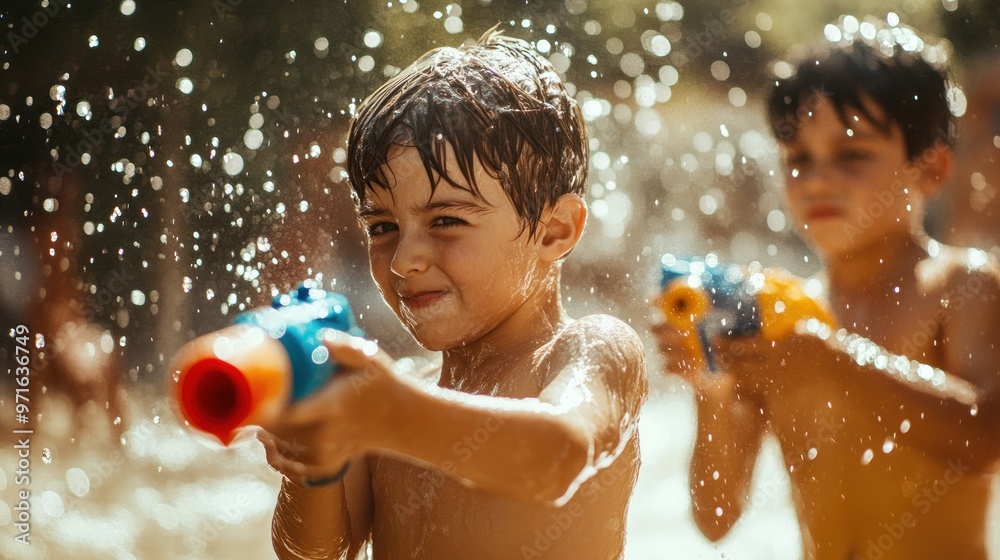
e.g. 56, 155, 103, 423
779, 95, 923, 258
358, 145, 545, 351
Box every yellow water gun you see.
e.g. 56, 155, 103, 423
655, 255, 836, 371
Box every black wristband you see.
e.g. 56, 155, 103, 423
302, 462, 351, 488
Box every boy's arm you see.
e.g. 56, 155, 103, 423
652, 322, 766, 541
941, 268, 1000, 399
831, 266, 1000, 469
266, 445, 373, 560
385, 314, 648, 504
266, 315, 647, 506
729, 321, 996, 472
783, 329, 992, 469
688, 374, 766, 542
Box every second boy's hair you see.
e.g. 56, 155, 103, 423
767, 19, 955, 160
346, 28, 588, 238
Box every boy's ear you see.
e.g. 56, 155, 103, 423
913, 142, 954, 199
537, 193, 587, 261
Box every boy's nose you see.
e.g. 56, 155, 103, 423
390, 232, 431, 277
797, 163, 839, 195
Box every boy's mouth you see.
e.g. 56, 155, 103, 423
400, 290, 448, 310
807, 204, 844, 220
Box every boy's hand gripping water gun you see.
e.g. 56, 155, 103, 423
170, 280, 364, 446
655, 255, 836, 372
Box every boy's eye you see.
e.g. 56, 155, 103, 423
432, 216, 468, 228
839, 149, 872, 161
366, 221, 398, 237
785, 153, 809, 167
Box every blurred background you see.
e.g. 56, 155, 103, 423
0, 0, 998, 558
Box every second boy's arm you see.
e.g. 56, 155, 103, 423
725, 270, 1000, 472
653, 323, 766, 541
823, 266, 1000, 469
688, 374, 766, 541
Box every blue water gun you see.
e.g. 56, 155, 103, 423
171, 280, 363, 444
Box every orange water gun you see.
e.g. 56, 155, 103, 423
656, 255, 836, 372
170, 280, 363, 445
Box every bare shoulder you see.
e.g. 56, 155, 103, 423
553, 314, 644, 360
918, 243, 1000, 300
539, 314, 647, 414
543, 315, 646, 391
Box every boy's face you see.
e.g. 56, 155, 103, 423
357, 145, 545, 351
779, 95, 923, 258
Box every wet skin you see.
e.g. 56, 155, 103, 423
261, 145, 648, 559
653, 97, 1000, 560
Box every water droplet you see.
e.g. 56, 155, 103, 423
861, 448, 874, 465
970, 404, 979, 416
176, 77, 194, 94
807, 447, 818, 460
244, 129, 264, 150
882, 438, 895, 454
41, 448, 52, 464
175, 48, 193, 67
66, 467, 91, 497
222, 152, 245, 176
76, 100, 92, 118
900, 419, 910, 433
715, 507, 724, 517
363, 30, 383, 48
120, 0, 136, 15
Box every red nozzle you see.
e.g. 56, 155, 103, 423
179, 358, 253, 444
171, 325, 292, 445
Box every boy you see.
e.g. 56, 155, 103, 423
653, 20, 1000, 560
257, 29, 647, 560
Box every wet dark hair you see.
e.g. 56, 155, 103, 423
347, 28, 588, 238
767, 23, 955, 161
